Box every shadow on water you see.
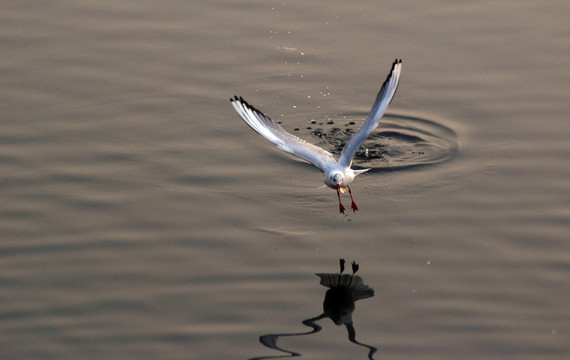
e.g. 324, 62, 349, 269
305, 113, 459, 173
249, 259, 377, 360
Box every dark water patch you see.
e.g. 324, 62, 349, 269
307, 113, 459, 172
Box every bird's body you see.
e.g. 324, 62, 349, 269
231, 59, 402, 213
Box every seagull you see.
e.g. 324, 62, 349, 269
231, 59, 402, 214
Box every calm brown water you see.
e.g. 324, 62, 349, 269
1, 1, 569, 359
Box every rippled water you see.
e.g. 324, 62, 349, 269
304, 113, 459, 170
1, 1, 569, 360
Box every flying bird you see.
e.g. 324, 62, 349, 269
231, 59, 402, 214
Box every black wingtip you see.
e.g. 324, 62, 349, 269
230, 95, 271, 120
379, 59, 402, 88
392, 58, 402, 68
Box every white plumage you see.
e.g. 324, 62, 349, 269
231, 59, 402, 213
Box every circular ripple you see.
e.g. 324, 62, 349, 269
307, 113, 459, 172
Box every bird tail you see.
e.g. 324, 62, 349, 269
353, 168, 371, 177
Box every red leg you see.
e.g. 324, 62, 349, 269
336, 187, 346, 214
348, 186, 358, 212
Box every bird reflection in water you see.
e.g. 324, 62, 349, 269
249, 259, 377, 360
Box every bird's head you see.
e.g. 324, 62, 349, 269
331, 173, 344, 187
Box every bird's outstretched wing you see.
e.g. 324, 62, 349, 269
338, 59, 402, 168
231, 96, 337, 172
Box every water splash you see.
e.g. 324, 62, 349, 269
308, 113, 459, 172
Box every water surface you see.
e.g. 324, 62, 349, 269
1, 1, 569, 359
